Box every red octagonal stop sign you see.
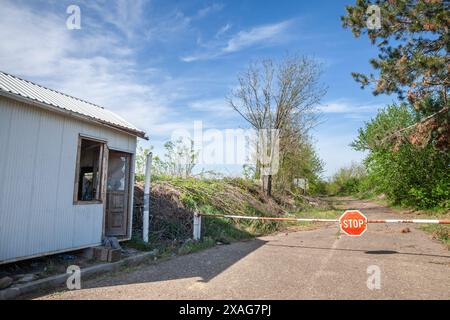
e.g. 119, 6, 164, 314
339, 210, 368, 236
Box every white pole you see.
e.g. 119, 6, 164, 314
143, 152, 152, 243
193, 212, 202, 241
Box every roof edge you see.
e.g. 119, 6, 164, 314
0, 90, 149, 140
1, 70, 106, 110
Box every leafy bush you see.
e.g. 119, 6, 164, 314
326, 162, 367, 196
352, 103, 449, 210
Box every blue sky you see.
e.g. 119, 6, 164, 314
0, 0, 396, 177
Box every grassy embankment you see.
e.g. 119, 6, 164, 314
126, 177, 339, 256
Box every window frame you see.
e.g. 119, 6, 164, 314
73, 135, 107, 205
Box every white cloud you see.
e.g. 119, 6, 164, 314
319, 100, 383, 115
81, 0, 147, 39
196, 3, 224, 19
215, 23, 232, 38
0, 0, 187, 137
181, 19, 295, 62
144, 9, 193, 43
151, 121, 195, 136
0, 1, 69, 77
189, 98, 231, 115
180, 55, 204, 63
224, 20, 293, 53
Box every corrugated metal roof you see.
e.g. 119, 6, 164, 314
0, 71, 147, 139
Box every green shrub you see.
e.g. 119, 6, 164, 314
351, 102, 449, 210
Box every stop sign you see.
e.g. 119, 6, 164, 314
339, 210, 368, 236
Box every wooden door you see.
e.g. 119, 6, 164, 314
105, 151, 131, 236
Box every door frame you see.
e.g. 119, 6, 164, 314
102, 149, 134, 240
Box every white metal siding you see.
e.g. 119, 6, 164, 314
0, 96, 137, 263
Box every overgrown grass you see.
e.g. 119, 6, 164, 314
293, 207, 341, 220
365, 196, 450, 216
419, 225, 450, 249
200, 206, 278, 243
127, 177, 339, 258
200, 204, 341, 243
125, 235, 155, 252
168, 177, 285, 241
125, 233, 218, 258
177, 237, 216, 255
415, 210, 450, 249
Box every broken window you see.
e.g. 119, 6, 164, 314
74, 137, 104, 203
107, 154, 127, 192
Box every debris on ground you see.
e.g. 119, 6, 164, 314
16, 273, 37, 283
59, 254, 75, 261
0, 276, 13, 289
103, 237, 122, 250
0, 244, 148, 288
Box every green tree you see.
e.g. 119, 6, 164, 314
135, 139, 199, 181
275, 130, 324, 194
158, 138, 198, 178
342, 0, 449, 150
328, 162, 367, 196
352, 103, 449, 209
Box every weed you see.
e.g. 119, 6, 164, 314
420, 224, 449, 249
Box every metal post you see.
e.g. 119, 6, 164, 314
193, 212, 202, 241
143, 152, 152, 243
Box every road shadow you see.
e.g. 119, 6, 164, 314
265, 243, 450, 259
365, 250, 398, 255
24, 238, 267, 299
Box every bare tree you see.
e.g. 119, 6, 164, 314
229, 55, 326, 195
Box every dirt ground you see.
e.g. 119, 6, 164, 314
33, 198, 450, 300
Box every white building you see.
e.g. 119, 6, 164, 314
0, 71, 147, 264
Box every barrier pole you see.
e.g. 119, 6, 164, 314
198, 214, 450, 224
368, 219, 450, 224
142, 152, 152, 243
193, 212, 202, 240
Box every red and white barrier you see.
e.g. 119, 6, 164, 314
368, 219, 450, 224
197, 213, 450, 224
199, 214, 339, 222
193, 212, 450, 239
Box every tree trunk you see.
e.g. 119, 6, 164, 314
255, 160, 261, 180
262, 174, 272, 196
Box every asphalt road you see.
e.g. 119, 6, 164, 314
37, 198, 450, 300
